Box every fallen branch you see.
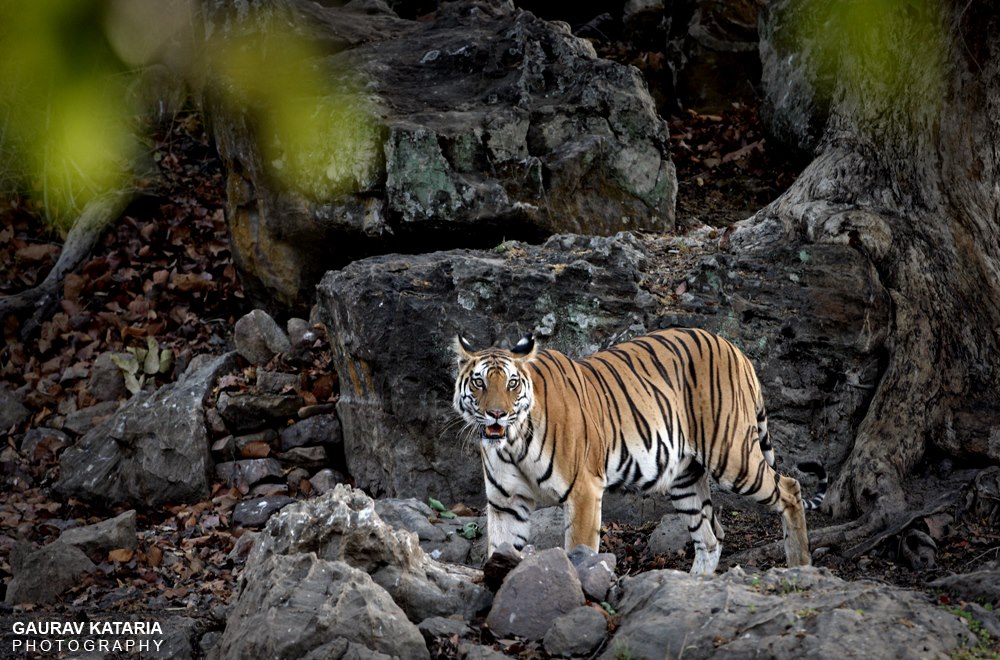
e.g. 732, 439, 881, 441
0, 189, 136, 336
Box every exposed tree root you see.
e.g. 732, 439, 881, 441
0, 190, 135, 337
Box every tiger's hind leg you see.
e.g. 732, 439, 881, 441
731, 463, 811, 567
774, 474, 811, 567
670, 460, 722, 575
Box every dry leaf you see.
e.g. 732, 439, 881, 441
108, 548, 135, 563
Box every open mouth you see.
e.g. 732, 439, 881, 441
482, 424, 506, 441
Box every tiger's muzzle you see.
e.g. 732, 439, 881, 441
480, 410, 510, 445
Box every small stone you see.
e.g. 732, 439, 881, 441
483, 542, 522, 592
251, 482, 289, 498
256, 370, 299, 394
235, 429, 278, 450
276, 446, 328, 468
232, 496, 296, 527
216, 459, 284, 487
279, 414, 342, 451
86, 352, 128, 402
0, 389, 30, 431
309, 468, 347, 494
568, 545, 617, 602
19, 428, 69, 459
205, 407, 228, 435
298, 403, 337, 418
647, 513, 690, 556
233, 310, 292, 365
58, 510, 138, 554
212, 435, 237, 457
417, 616, 472, 640
286, 467, 310, 489
543, 606, 608, 657
217, 392, 304, 433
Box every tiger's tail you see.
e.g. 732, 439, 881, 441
758, 398, 827, 511
797, 461, 828, 510
756, 401, 776, 468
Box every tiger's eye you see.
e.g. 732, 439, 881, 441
507, 376, 519, 390
472, 377, 486, 389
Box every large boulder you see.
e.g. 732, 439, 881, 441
234, 485, 491, 623
55, 353, 238, 506
200, 0, 675, 311
607, 566, 979, 659
317, 227, 888, 507
316, 232, 655, 502
219, 552, 428, 660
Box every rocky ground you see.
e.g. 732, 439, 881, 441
2, 21, 999, 657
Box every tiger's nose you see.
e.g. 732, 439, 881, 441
486, 409, 506, 420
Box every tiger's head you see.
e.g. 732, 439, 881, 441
452, 334, 537, 447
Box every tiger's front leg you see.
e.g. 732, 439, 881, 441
563, 476, 604, 551
482, 453, 536, 554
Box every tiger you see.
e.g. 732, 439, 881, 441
452, 327, 827, 575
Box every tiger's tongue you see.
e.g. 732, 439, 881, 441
485, 424, 505, 438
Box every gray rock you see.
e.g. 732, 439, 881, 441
483, 542, 524, 592
543, 606, 608, 657
217, 392, 304, 434
19, 427, 69, 459
316, 232, 655, 503
256, 370, 299, 394
647, 512, 690, 556
233, 496, 297, 527
58, 510, 137, 554
459, 642, 510, 660
216, 458, 284, 487
929, 569, 1000, 606
156, 616, 200, 660
202, 0, 675, 310
375, 499, 447, 543
375, 499, 485, 564
309, 468, 347, 494
279, 414, 342, 451
605, 566, 977, 660
247, 485, 492, 623
276, 445, 328, 468
62, 400, 120, 436
486, 547, 585, 640
529, 506, 565, 550
417, 616, 473, 640
219, 553, 428, 659
86, 351, 129, 403
54, 352, 238, 506
568, 545, 617, 603
234, 429, 278, 450
4, 542, 96, 605
286, 467, 310, 488
233, 309, 292, 365
0, 388, 29, 431
286, 317, 320, 347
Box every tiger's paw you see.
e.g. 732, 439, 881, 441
690, 544, 722, 576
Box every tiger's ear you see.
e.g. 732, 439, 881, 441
454, 335, 476, 362
511, 334, 536, 361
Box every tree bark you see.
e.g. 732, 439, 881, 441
747, 0, 1000, 526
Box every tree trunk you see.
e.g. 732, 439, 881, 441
747, 0, 1000, 526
